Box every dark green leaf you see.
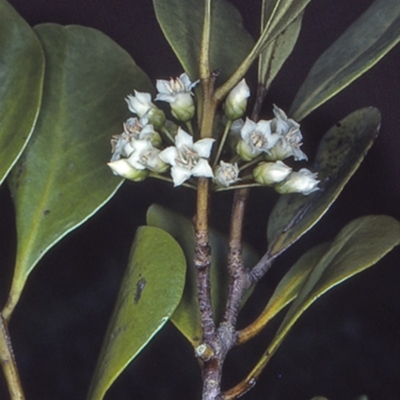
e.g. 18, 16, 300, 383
87, 226, 186, 400
267, 107, 380, 257
259, 0, 311, 53
153, 0, 254, 85
267, 215, 400, 360
147, 204, 258, 347
290, 0, 400, 120
0, 0, 44, 184
4, 24, 153, 319
258, 12, 303, 89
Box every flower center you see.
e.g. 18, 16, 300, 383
250, 132, 267, 148
176, 146, 199, 169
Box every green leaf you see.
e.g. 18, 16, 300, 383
258, 12, 303, 89
290, 0, 400, 120
238, 242, 329, 343
262, 243, 330, 328
267, 215, 400, 360
0, 0, 44, 185
147, 204, 258, 347
267, 107, 380, 257
87, 226, 186, 400
258, 0, 311, 53
4, 24, 154, 320
153, 0, 254, 85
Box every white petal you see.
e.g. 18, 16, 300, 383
156, 79, 170, 95
193, 138, 215, 158
179, 73, 192, 89
171, 165, 192, 186
175, 128, 193, 149
134, 90, 152, 105
159, 146, 178, 166
240, 118, 257, 141
192, 159, 214, 178
155, 93, 175, 103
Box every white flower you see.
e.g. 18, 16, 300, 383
125, 91, 166, 129
125, 91, 156, 118
107, 159, 148, 182
110, 119, 161, 162
267, 105, 307, 161
253, 161, 292, 186
275, 168, 320, 195
224, 79, 250, 120
124, 118, 162, 147
159, 128, 215, 186
155, 73, 198, 121
236, 118, 281, 161
214, 161, 240, 187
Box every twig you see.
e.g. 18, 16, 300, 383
0, 315, 25, 400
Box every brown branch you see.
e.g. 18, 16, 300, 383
223, 188, 251, 327
0, 315, 25, 400
195, 178, 215, 340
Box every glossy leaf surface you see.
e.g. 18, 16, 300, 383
5, 23, 153, 319
147, 204, 258, 347
266, 215, 400, 364
290, 0, 400, 120
0, 0, 44, 185
153, 0, 254, 85
267, 107, 380, 257
258, 12, 303, 89
87, 226, 186, 400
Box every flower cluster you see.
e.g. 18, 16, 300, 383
108, 73, 319, 195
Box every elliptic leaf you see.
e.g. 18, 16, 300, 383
267, 215, 400, 361
267, 107, 380, 257
243, 215, 400, 385
258, 12, 303, 89
290, 0, 400, 120
4, 24, 154, 320
152, 0, 254, 85
87, 226, 186, 400
147, 204, 258, 347
0, 0, 44, 184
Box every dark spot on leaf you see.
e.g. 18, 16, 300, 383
134, 277, 146, 303
43, 209, 50, 216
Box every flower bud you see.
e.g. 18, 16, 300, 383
275, 168, 319, 195
147, 108, 166, 130
214, 161, 240, 187
223, 79, 250, 120
125, 91, 156, 118
236, 139, 256, 161
253, 161, 292, 186
107, 159, 148, 182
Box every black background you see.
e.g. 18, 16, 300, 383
1, 1, 400, 399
